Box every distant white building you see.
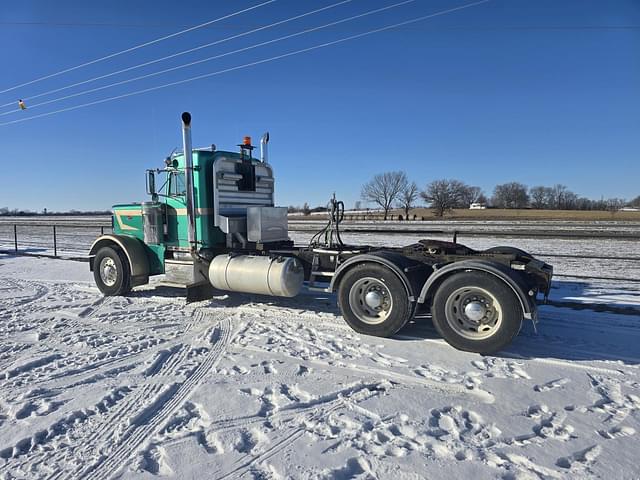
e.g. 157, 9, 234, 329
469, 203, 487, 210
620, 207, 640, 212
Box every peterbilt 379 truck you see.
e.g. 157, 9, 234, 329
89, 113, 552, 354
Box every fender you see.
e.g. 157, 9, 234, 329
89, 234, 150, 287
330, 251, 428, 302
417, 260, 537, 320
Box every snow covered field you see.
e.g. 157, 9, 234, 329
0, 255, 638, 479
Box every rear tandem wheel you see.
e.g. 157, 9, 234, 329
337, 263, 413, 337
431, 271, 523, 354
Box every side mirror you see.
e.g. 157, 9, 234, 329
146, 170, 156, 196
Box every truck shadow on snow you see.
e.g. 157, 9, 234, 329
139, 283, 640, 366
404, 308, 640, 365
127, 280, 639, 365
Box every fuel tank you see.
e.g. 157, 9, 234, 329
209, 254, 304, 297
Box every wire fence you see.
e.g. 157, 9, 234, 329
0, 221, 639, 283
0, 223, 111, 259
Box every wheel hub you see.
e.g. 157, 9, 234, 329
348, 277, 393, 325
365, 290, 383, 309
464, 301, 486, 322
444, 286, 503, 340
100, 257, 118, 287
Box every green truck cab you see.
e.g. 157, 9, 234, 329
91, 113, 282, 297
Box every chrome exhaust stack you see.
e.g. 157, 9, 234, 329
260, 132, 269, 163
181, 112, 197, 253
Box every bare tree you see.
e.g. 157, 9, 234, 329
398, 182, 419, 220
492, 182, 529, 209
421, 179, 467, 217
460, 185, 483, 207
575, 197, 593, 210
629, 195, 640, 208
361, 171, 408, 220
606, 198, 626, 214
530, 186, 550, 209
562, 191, 578, 210
549, 184, 568, 209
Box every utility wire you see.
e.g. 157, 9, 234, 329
0, 0, 417, 116
0, 0, 277, 95
0, 0, 353, 110
0, 0, 490, 128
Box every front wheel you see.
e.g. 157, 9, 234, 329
93, 246, 131, 296
431, 271, 522, 354
337, 263, 413, 337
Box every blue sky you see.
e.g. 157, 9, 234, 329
0, 0, 638, 211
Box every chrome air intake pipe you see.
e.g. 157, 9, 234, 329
260, 132, 269, 163
181, 112, 197, 253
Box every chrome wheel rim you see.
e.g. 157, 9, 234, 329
99, 257, 118, 287
348, 277, 393, 325
444, 286, 502, 340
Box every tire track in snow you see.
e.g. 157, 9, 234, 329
0, 283, 107, 374
0, 308, 214, 478
78, 315, 232, 480
1, 292, 198, 397
37, 311, 210, 479
0, 279, 50, 312
1, 335, 166, 394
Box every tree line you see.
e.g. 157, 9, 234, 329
0, 207, 112, 216
359, 172, 640, 218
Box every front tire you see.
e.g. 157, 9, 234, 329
337, 263, 413, 337
431, 271, 522, 354
93, 246, 131, 296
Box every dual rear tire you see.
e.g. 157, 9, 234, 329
337, 264, 522, 354
431, 271, 522, 354
337, 263, 412, 338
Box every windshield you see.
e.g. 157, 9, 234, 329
168, 171, 186, 196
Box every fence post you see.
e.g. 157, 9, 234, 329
53, 225, 57, 257
13, 225, 17, 253
101, 226, 104, 235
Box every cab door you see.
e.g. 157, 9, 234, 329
164, 171, 189, 248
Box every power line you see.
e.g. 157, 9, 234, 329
0, 0, 277, 95
0, 0, 491, 128
0, 0, 353, 110
0, 0, 418, 116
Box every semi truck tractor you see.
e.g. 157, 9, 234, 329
89, 112, 553, 354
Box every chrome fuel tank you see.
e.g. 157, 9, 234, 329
209, 254, 303, 297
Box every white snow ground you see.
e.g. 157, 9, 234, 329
0, 255, 639, 480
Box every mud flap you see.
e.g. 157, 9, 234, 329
186, 283, 217, 303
